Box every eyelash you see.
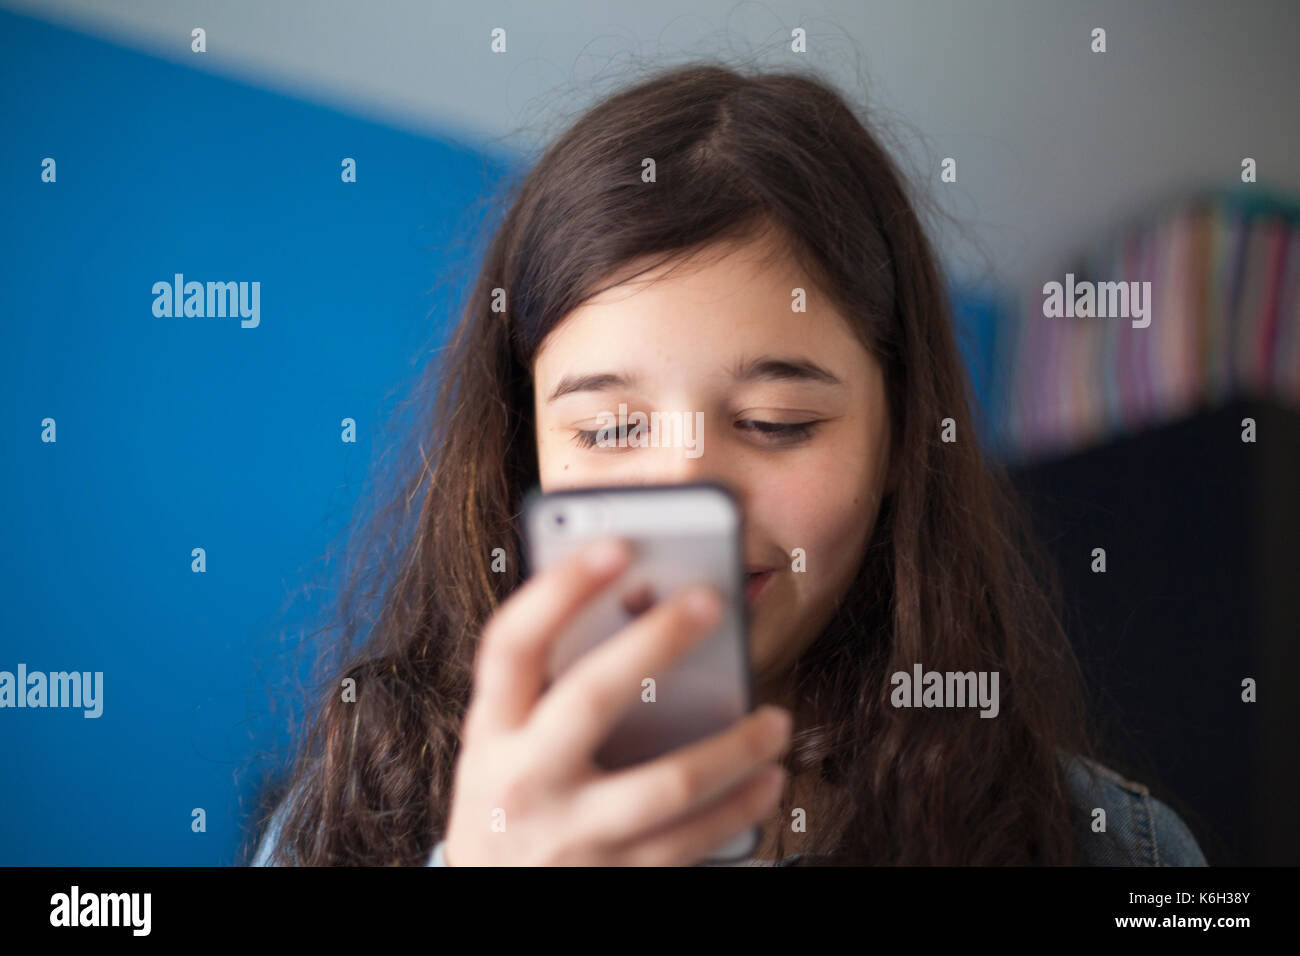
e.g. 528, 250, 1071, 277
571, 420, 822, 449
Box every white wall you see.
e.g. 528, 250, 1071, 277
7, 0, 1298, 288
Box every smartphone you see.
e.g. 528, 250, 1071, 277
521, 481, 760, 863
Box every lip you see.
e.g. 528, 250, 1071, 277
744, 570, 776, 603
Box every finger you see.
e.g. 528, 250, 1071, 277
574, 705, 792, 843
620, 764, 787, 866
465, 537, 633, 739
524, 583, 726, 763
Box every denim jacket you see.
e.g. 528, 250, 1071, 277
257, 754, 1208, 866
1062, 755, 1207, 866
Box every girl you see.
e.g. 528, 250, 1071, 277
251, 62, 1206, 866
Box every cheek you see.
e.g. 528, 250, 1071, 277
763, 475, 875, 585
754, 427, 880, 569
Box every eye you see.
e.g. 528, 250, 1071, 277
736, 419, 821, 446
571, 423, 631, 450
570, 419, 823, 450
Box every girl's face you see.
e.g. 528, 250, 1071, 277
531, 234, 892, 706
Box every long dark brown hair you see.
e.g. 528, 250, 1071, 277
248, 61, 1103, 866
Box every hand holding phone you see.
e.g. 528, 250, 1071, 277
441, 488, 791, 866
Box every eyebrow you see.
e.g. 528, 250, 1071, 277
545, 355, 843, 403
731, 355, 843, 387
546, 372, 639, 403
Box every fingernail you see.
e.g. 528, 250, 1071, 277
584, 539, 629, 572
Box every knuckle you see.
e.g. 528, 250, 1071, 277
561, 686, 607, 733
647, 603, 701, 658
663, 764, 706, 808
572, 681, 631, 732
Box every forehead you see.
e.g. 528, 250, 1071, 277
532, 236, 858, 379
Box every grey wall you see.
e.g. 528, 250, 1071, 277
9, 0, 1298, 289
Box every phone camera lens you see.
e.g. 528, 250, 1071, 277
554, 513, 566, 527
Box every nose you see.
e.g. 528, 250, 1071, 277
627, 421, 751, 519
628, 412, 723, 484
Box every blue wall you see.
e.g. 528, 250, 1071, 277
0, 9, 512, 864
